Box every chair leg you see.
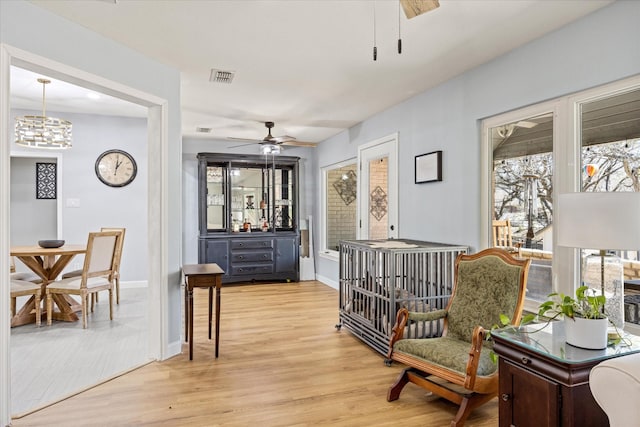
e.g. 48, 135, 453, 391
35, 292, 41, 327
115, 277, 120, 305
82, 293, 88, 329
10, 297, 16, 318
450, 392, 497, 427
109, 288, 113, 321
47, 292, 53, 326
387, 367, 411, 402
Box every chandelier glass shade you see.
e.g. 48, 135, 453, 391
15, 78, 72, 149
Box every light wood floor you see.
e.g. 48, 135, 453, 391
12, 281, 498, 426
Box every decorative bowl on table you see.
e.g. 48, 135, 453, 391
38, 239, 65, 248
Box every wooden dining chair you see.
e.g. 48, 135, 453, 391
46, 230, 122, 329
11, 279, 43, 327
492, 219, 513, 247
10, 256, 42, 283
62, 227, 126, 305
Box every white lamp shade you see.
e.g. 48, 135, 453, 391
556, 192, 640, 250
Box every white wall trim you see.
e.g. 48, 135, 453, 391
0, 43, 13, 427
316, 274, 338, 290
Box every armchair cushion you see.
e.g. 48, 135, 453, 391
394, 336, 497, 376
447, 255, 525, 343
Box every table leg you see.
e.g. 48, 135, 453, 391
215, 282, 221, 358
11, 296, 37, 327
208, 287, 213, 340
188, 285, 194, 361
184, 280, 188, 343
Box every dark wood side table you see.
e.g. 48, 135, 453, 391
183, 263, 225, 360
492, 323, 640, 427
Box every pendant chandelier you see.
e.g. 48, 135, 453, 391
15, 78, 72, 149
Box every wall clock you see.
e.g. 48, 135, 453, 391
95, 149, 137, 187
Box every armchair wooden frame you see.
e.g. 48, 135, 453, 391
386, 248, 530, 427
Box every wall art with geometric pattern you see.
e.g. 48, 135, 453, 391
36, 162, 57, 199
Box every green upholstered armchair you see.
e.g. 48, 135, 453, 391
386, 248, 530, 427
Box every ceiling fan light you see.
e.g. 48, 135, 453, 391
261, 144, 281, 155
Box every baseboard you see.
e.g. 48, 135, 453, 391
166, 339, 183, 360
119, 280, 148, 289
316, 274, 338, 290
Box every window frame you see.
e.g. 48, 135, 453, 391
319, 158, 357, 261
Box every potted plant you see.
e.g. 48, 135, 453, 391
537, 285, 608, 350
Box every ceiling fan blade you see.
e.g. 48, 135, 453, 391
515, 120, 538, 129
400, 0, 440, 19
227, 141, 261, 149
282, 140, 317, 147
228, 136, 261, 143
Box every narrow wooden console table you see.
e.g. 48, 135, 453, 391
183, 263, 225, 360
492, 323, 640, 427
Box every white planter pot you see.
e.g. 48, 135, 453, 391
564, 316, 608, 350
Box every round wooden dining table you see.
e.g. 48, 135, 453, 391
11, 244, 86, 327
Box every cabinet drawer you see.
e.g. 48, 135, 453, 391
231, 239, 274, 250
231, 251, 273, 263
231, 264, 274, 276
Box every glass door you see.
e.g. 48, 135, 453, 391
205, 164, 227, 231
358, 134, 398, 240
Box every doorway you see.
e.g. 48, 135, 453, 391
1, 45, 168, 421
357, 133, 398, 240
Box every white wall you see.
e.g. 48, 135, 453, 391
314, 1, 640, 284
11, 109, 148, 281
10, 156, 57, 245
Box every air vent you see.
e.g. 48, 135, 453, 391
196, 127, 212, 133
209, 69, 235, 84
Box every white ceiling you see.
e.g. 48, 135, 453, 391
14, 0, 612, 145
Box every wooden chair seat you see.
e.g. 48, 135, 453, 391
386, 248, 530, 427
10, 256, 42, 283
11, 279, 42, 327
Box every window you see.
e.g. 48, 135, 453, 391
321, 160, 357, 257
578, 88, 640, 327
489, 111, 555, 303
482, 75, 640, 323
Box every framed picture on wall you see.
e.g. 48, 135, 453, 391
415, 150, 442, 184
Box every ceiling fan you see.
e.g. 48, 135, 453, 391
228, 121, 316, 149
400, 0, 440, 19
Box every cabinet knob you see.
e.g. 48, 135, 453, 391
501, 393, 510, 402
521, 357, 531, 365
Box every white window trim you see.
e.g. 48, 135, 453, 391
319, 158, 357, 261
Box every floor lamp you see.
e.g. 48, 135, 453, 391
556, 192, 640, 329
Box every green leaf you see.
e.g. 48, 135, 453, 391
499, 313, 510, 326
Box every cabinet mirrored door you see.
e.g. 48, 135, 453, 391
206, 164, 227, 231
231, 166, 268, 232
274, 165, 295, 231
